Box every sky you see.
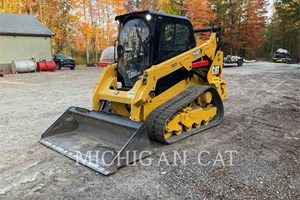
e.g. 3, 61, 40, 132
267, 0, 274, 18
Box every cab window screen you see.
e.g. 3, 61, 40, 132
158, 22, 190, 62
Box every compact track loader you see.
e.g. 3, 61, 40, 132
41, 11, 227, 175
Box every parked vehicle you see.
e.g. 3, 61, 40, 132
224, 55, 244, 66
53, 54, 76, 70
272, 48, 292, 63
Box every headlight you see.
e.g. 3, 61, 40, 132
146, 14, 152, 21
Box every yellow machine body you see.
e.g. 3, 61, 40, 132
40, 11, 226, 175
93, 31, 226, 122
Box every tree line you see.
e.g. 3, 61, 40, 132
1, 0, 299, 63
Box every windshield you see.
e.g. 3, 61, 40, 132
55, 54, 72, 59
118, 18, 150, 86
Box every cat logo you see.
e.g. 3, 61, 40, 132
192, 49, 201, 57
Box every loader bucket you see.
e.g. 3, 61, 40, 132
40, 106, 152, 175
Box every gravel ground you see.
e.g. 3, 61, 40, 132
0, 62, 299, 199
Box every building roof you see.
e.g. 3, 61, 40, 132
0, 13, 54, 37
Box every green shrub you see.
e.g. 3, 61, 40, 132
73, 56, 86, 65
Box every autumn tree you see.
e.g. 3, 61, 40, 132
239, 0, 267, 57
159, 0, 184, 14
2, 0, 284, 62
209, 0, 267, 58
184, 0, 216, 28
266, 0, 300, 60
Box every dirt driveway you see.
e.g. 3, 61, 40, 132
0, 62, 299, 199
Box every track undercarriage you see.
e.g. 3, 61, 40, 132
146, 85, 224, 144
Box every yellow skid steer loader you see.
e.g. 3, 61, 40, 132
40, 11, 226, 175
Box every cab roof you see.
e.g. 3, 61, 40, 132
115, 10, 189, 22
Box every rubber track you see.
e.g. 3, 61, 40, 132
145, 85, 224, 144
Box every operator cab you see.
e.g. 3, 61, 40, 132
115, 10, 196, 87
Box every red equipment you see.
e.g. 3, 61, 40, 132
191, 60, 209, 68
95, 61, 109, 67
37, 61, 57, 72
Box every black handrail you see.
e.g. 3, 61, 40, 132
194, 26, 221, 33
